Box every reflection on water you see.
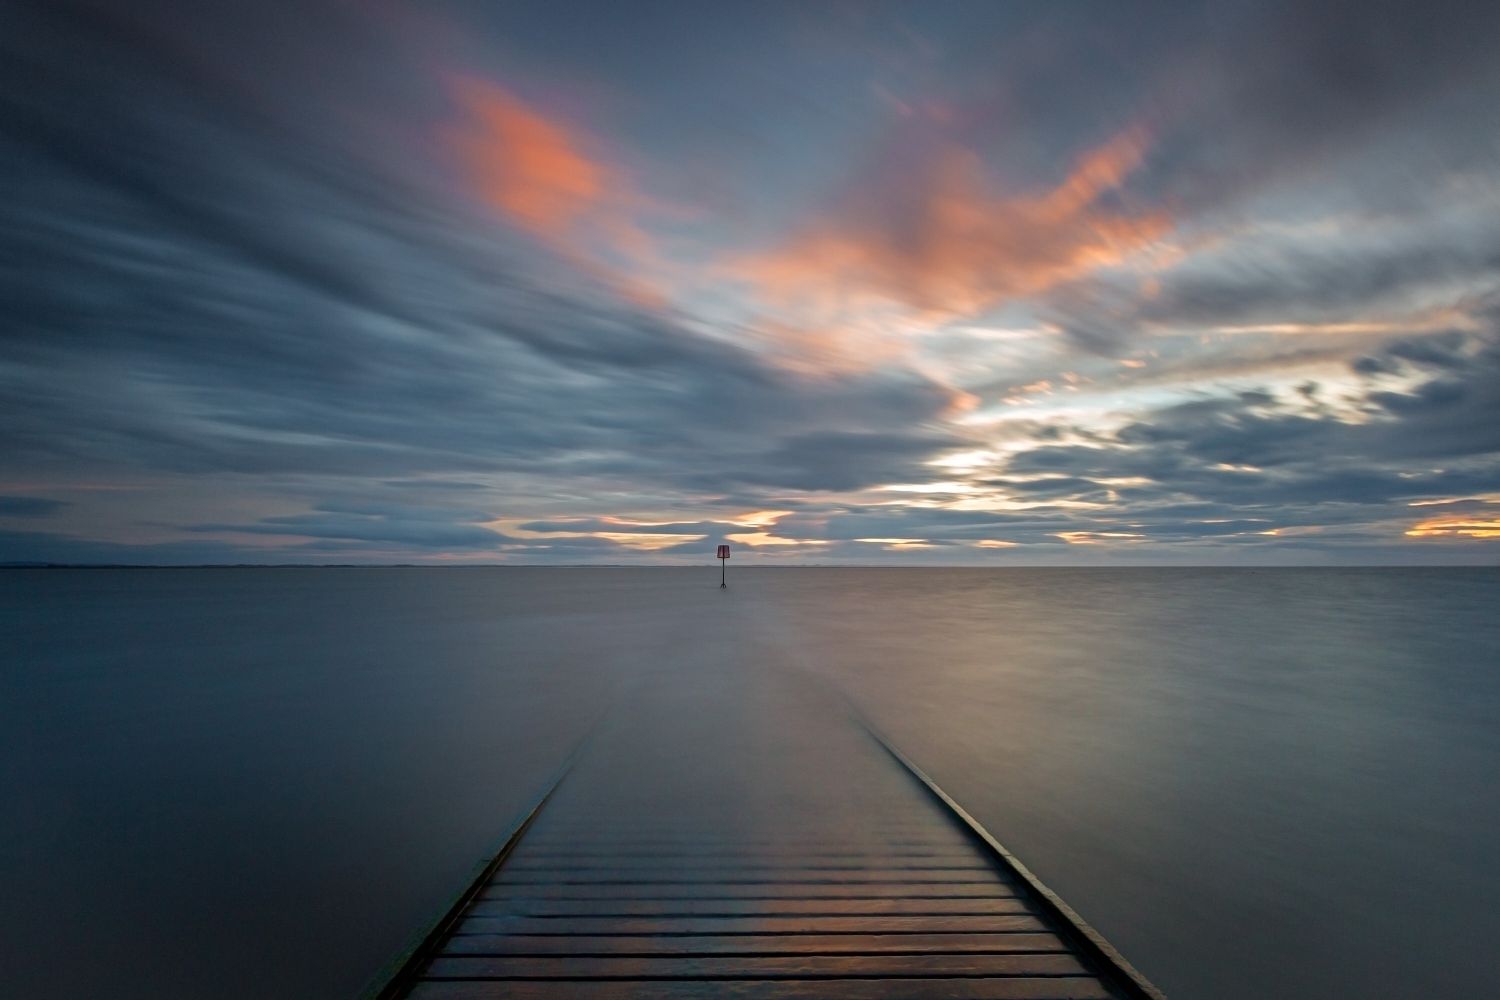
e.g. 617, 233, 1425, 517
3, 566, 1498, 998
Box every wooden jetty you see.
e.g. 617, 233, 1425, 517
366, 666, 1164, 999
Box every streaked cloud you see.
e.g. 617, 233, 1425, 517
1406, 516, 1500, 540
726, 127, 1171, 358
449, 80, 611, 239
0, 496, 70, 518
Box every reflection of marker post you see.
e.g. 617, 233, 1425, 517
717, 544, 730, 589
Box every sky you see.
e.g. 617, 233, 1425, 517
2, 0, 1499, 565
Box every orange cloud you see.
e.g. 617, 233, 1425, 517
752, 316, 913, 375
727, 127, 1171, 339
590, 531, 708, 550
733, 510, 794, 528
1040, 128, 1153, 219
1054, 530, 1146, 545
447, 79, 670, 303
1406, 517, 1500, 539
450, 79, 608, 239
725, 531, 828, 547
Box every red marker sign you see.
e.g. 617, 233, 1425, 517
717, 544, 730, 588
717, 544, 731, 559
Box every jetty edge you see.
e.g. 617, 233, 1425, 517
360, 736, 592, 1000
858, 717, 1167, 1000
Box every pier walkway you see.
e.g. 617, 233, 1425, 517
370, 658, 1163, 999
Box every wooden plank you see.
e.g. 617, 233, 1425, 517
467, 898, 1033, 918
518, 839, 978, 850
530, 828, 968, 835
407, 977, 1115, 999
519, 840, 977, 849
455, 915, 1050, 936
491, 869, 996, 885
503, 862, 995, 873
510, 852, 989, 863
479, 882, 1015, 901
440, 932, 1069, 957
513, 849, 982, 859
422, 952, 1089, 979
514, 844, 983, 853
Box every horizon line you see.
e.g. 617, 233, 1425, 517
3, 561, 1495, 570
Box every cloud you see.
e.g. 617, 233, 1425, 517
517, 518, 729, 535
0, 496, 70, 518
772, 506, 1074, 546
1037, 191, 1500, 354
726, 126, 1170, 340
1137, 219, 1500, 334
1406, 509, 1500, 539
443, 78, 676, 309
1003, 0, 1500, 355
980, 326, 1500, 548
188, 503, 509, 549
448, 80, 611, 238
725, 430, 971, 493
0, 5, 965, 503
1136, 0, 1500, 213
0, 529, 260, 566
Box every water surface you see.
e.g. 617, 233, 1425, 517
3, 567, 1497, 997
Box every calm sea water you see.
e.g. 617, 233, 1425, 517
3, 566, 1498, 998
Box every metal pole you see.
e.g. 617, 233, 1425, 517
720, 555, 726, 588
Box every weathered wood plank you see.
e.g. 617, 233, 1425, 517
491, 869, 996, 885
439, 932, 1068, 957
479, 882, 1015, 901
511, 849, 987, 859
519, 839, 978, 851
520, 839, 976, 848
467, 898, 1033, 918
407, 977, 1115, 999
422, 952, 1088, 979
455, 915, 1050, 936
509, 847, 982, 858
508, 856, 990, 868
502, 862, 995, 873
528, 828, 957, 838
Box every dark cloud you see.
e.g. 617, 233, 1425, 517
380, 479, 495, 492
0, 496, 70, 518
0, 529, 356, 566
1138, 228, 1499, 333
517, 519, 720, 535
987, 328, 1500, 547
1040, 202, 1500, 354
722, 431, 969, 493
1133, 0, 1500, 211
1016, 0, 1500, 353
185, 503, 508, 550
774, 507, 1073, 545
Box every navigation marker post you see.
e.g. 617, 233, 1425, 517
717, 544, 730, 589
